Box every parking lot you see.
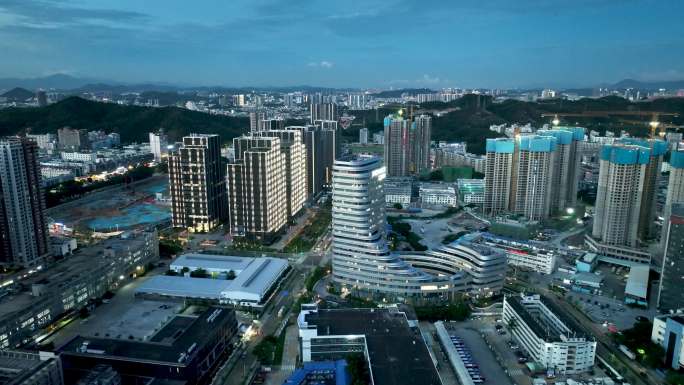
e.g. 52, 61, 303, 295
441, 320, 514, 385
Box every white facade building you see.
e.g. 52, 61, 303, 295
359, 127, 369, 144
138, 254, 288, 307
332, 156, 506, 299
503, 294, 597, 374
149, 131, 168, 162
419, 183, 457, 207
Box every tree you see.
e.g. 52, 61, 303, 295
226, 269, 236, 280
393, 203, 403, 210
189, 268, 208, 278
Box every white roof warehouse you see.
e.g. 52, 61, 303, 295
136, 254, 289, 307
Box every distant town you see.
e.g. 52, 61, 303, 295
0, 85, 684, 385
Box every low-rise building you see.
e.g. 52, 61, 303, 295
297, 305, 441, 385
0, 350, 63, 385
478, 234, 556, 275
625, 265, 650, 306
503, 294, 597, 374
419, 183, 457, 207
0, 229, 159, 349
651, 314, 684, 369
456, 179, 484, 205
49, 236, 77, 257
59, 307, 237, 385
384, 177, 413, 207
575, 253, 598, 272
136, 255, 289, 308
283, 360, 349, 385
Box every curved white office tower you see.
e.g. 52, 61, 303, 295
331, 155, 506, 299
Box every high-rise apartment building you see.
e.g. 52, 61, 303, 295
662, 144, 684, 248
413, 114, 432, 173
587, 139, 667, 264
359, 127, 369, 145
383, 113, 431, 177
659, 203, 684, 312
0, 137, 49, 267
168, 134, 227, 232
484, 138, 514, 216
227, 136, 287, 241
591, 143, 648, 248
483, 129, 585, 221
310, 103, 337, 123
249, 111, 266, 132
511, 135, 558, 221
149, 130, 169, 162
258, 118, 285, 132
292, 121, 341, 197
36, 90, 48, 107
57, 127, 89, 151
255, 130, 307, 218
537, 127, 585, 212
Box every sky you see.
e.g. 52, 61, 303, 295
1, 0, 684, 89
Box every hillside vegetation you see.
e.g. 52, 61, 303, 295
0, 96, 248, 144
2, 95, 684, 153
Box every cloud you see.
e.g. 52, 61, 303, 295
420, 74, 441, 84
0, 0, 148, 29
307, 60, 334, 68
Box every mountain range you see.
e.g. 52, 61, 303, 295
2, 74, 684, 94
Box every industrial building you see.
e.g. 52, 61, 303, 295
0, 350, 63, 385
283, 361, 349, 385
0, 230, 159, 349
136, 254, 289, 307
297, 305, 441, 385
59, 307, 237, 385
503, 294, 597, 374
624, 265, 650, 306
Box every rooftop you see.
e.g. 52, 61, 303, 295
171, 253, 254, 273
59, 307, 234, 365
303, 308, 442, 385
0, 230, 156, 320
625, 265, 650, 299
0, 351, 56, 385
507, 294, 589, 342
137, 256, 288, 300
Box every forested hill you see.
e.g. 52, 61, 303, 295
2, 94, 684, 154
0, 96, 248, 144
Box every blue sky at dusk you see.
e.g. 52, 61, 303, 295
1, 0, 683, 88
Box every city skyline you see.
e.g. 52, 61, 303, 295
1, 1, 684, 88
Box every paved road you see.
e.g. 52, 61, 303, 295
215, 264, 312, 385
271, 209, 316, 251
